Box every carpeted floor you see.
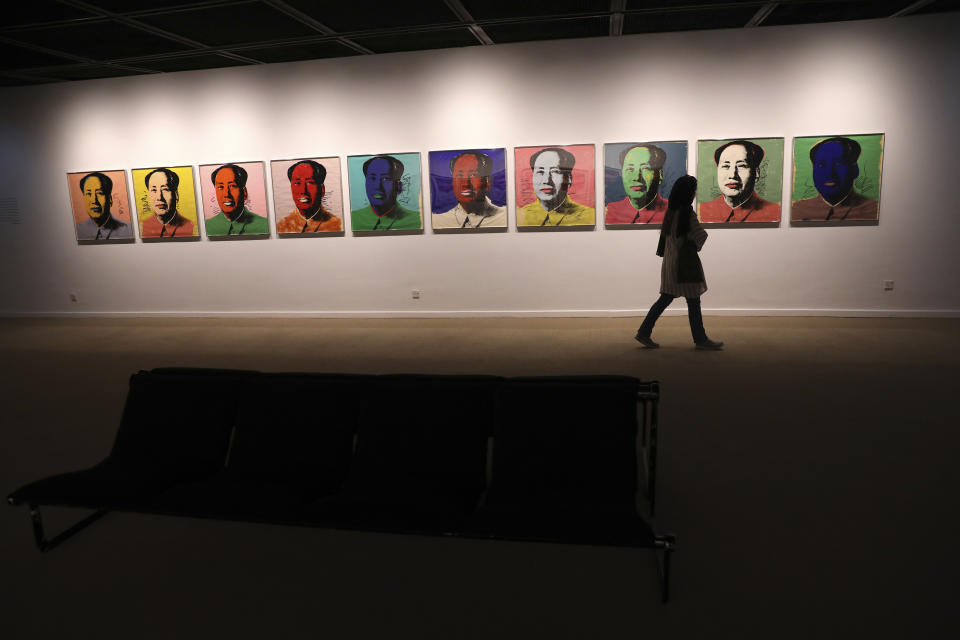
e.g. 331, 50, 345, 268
1, 316, 958, 639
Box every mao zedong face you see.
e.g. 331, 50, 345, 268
215, 167, 246, 218
147, 171, 177, 219
621, 147, 660, 204
82, 175, 111, 221
716, 144, 756, 203
812, 140, 859, 203
290, 162, 324, 214
452, 154, 489, 206
531, 150, 571, 211
364, 157, 400, 211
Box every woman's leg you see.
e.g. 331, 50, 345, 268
638, 293, 675, 337
685, 297, 708, 343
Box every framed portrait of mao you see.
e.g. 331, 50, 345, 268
604, 141, 688, 228
198, 161, 270, 239
429, 148, 507, 232
696, 137, 784, 225
347, 152, 423, 234
271, 157, 344, 237
67, 169, 135, 244
131, 165, 200, 241
515, 144, 595, 230
790, 133, 884, 225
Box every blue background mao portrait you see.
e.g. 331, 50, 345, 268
604, 141, 688, 207
347, 152, 422, 214
429, 148, 507, 214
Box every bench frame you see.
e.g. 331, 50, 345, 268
9, 374, 675, 602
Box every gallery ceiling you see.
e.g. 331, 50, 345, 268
1, 0, 957, 87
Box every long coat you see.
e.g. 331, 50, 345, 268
656, 207, 708, 298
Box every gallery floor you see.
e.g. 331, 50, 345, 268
1, 316, 958, 639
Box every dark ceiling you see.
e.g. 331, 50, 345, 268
1, 0, 957, 87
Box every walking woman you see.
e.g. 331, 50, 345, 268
635, 175, 723, 350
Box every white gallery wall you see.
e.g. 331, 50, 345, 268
1, 13, 958, 317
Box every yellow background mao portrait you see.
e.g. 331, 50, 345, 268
131, 166, 200, 238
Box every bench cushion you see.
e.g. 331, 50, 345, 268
150, 373, 370, 521
467, 376, 649, 545
109, 370, 257, 480
226, 373, 367, 492
485, 376, 641, 503
311, 375, 500, 530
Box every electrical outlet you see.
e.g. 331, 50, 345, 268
69, 293, 78, 303
882, 280, 894, 291
411, 289, 421, 299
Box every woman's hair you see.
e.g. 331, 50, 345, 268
668, 175, 697, 236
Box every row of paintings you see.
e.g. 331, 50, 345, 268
68, 134, 884, 243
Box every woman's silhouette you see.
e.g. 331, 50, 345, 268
635, 175, 723, 350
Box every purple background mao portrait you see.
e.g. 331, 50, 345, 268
604, 141, 688, 207
429, 148, 507, 214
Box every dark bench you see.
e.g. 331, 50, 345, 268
7, 368, 675, 600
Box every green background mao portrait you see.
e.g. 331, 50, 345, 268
791, 133, 884, 224
697, 137, 784, 224
348, 152, 423, 233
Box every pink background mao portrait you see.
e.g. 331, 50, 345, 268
270, 157, 343, 222
198, 161, 268, 221
514, 144, 595, 209
67, 170, 131, 224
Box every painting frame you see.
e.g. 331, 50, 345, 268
790, 132, 884, 227
270, 156, 345, 238
696, 136, 784, 227
428, 147, 508, 234
603, 140, 688, 229
67, 168, 136, 245
198, 160, 271, 240
347, 151, 423, 236
514, 143, 596, 231
130, 164, 201, 243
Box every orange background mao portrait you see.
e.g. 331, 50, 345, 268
67, 170, 132, 225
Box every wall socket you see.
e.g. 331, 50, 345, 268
411, 289, 421, 299
882, 280, 894, 291
69, 293, 78, 303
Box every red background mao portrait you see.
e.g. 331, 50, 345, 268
67, 170, 132, 224
514, 144, 595, 208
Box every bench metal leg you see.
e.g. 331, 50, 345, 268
654, 534, 677, 603
647, 397, 659, 516
640, 402, 648, 447
637, 383, 660, 517
28, 504, 108, 552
